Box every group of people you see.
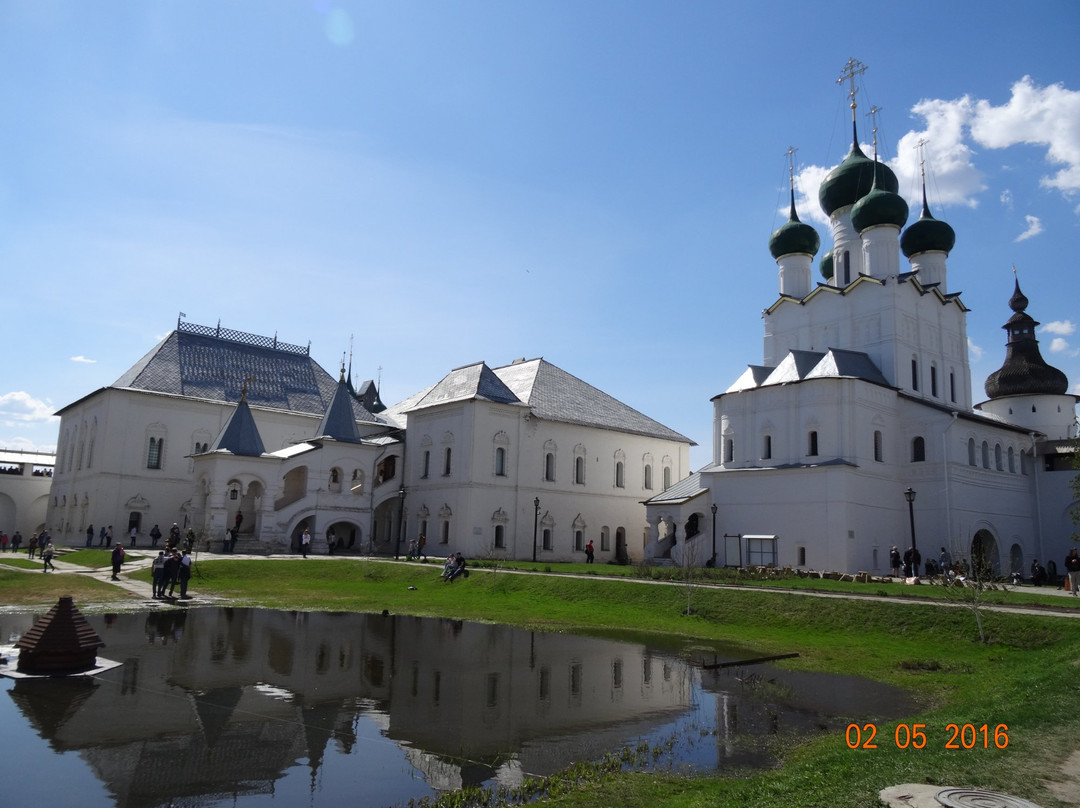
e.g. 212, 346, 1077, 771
440, 552, 467, 582
406, 535, 428, 561
0, 530, 23, 552
150, 548, 193, 598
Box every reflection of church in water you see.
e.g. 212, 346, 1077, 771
1, 608, 909, 805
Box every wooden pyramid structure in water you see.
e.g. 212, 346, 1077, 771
14, 596, 105, 674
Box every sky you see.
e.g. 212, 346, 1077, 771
2, 1, 1080, 471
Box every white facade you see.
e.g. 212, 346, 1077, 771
645, 88, 1078, 577
47, 328, 691, 560
0, 449, 54, 538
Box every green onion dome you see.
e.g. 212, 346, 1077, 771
769, 193, 820, 260
820, 249, 834, 281
851, 184, 909, 232
818, 142, 899, 218
900, 195, 956, 258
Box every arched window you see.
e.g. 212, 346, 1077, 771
981, 441, 990, 469
495, 447, 506, 477
421, 450, 430, 478
494, 524, 505, 548
544, 452, 555, 481
644, 464, 653, 490
1008, 447, 1016, 473
912, 436, 926, 463
723, 438, 734, 463
995, 444, 1003, 471
663, 466, 672, 489
575, 456, 585, 484
615, 461, 624, 488
444, 447, 452, 476
968, 438, 977, 466
542, 528, 552, 551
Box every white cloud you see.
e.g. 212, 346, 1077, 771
1015, 214, 1043, 241
0, 435, 56, 454
970, 76, 1080, 196
968, 337, 983, 361
1041, 320, 1076, 336
0, 392, 58, 426
1000, 188, 1013, 208
70, 355, 96, 364
894, 95, 985, 208
1050, 337, 1069, 353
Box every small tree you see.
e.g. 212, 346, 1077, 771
676, 533, 703, 616
934, 553, 1004, 644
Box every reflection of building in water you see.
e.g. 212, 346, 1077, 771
1, 609, 694, 804
2, 608, 913, 804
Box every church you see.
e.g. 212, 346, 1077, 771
644, 63, 1078, 577
45, 320, 692, 561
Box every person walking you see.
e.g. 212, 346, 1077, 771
151, 551, 166, 598
585, 539, 595, 563
105, 525, 113, 548
300, 528, 311, 558
889, 546, 901, 577
99, 526, 107, 546
28, 533, 38, 559
150, 524, 162, 547
111, 543, 125, 580
1065, 548, 1080, 597
129, 525, 137, 547
41, 540, 55, 572
86, 524, 95, 548
10, 530, 21, 553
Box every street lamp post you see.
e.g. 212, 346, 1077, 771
394, 486, 406, 559
904, 487, 918, 575
532, 497, 540, 562
710, 503, 718, 567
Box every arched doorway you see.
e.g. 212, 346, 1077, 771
1009, 543, 1023, 576
615, 527, 627, 565
971, 529, 1000, 576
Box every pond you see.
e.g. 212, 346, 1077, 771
0, 607, 914, 807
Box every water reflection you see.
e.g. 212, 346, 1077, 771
0, 608, 913, 808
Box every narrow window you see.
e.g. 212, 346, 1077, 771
807, 431, 818, 457
930, 365, 938, 397
542, 528, 552, 551
797, 546, 806, 567
995, 444, 1003, 471
440, 521, 449, 544
950, 371, 956, 403
615, 461, 624, 488
575, 456, 585, 484
422, 450, 430, 478
723, 438, 734, 463
874, 430, 883, 462
968, 438, 976, 466
911, 358, 919, 391
663, 466, 671, 489
544, 452, 555, 481
147, 437, 162, 469
981, 441, 990, 469
762, 435, 772, 460
912, 436, 926, 462
644, 464, 653, 490
1008, 447, 1016, 473
574, 530, 583, 551
494, 524, 505, 548
495, 447, 506, 477
443, 447, 452, 476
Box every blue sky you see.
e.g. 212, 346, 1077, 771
2, 1, 1079, 470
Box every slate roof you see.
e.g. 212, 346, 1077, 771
105, 328, 381, 423
209, 398, 267, 457
406, 362, 523, 411
391, 358, 692, 444
643, 471, 708, 506
314, 375, 364, 443
721, 348, 889, 395
493, 359, 692, 443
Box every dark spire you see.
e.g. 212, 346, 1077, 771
315, 370, 363, 442
985, 276, 1069, 398
210, 394, 267, 456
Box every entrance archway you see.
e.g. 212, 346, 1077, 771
970, 529, 1000, 576
1009, 543, 1023, 575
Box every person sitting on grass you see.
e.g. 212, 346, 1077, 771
446, 552, 467, 582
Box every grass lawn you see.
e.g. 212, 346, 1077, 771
2, 556, 1077, 807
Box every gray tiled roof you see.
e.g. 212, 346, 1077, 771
724, 349, 888, 393
210, 399, 267, 457
407, 362, 524, 411
112, 330, 380, 422
493, 359, 692, 443
643, 471, 707, 505
315, 376, 363, 443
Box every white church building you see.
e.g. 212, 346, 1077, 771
645, 69, 1078, 577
